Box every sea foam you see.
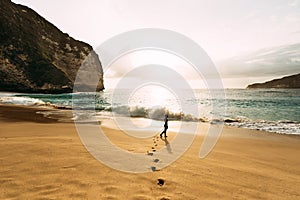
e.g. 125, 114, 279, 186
0, 96, 45, 106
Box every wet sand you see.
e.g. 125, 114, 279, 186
0, 104, 300, 199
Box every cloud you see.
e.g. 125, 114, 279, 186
218, 43, 300, 78
286, 13, 300, 22
291, 30, 300, 35
288, 0, 299, 7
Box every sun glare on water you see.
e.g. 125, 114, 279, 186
127, 85, 182, 128
128, 85, 181, 113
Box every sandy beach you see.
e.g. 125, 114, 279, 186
0, 104, 300, 199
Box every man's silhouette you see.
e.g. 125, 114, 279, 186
160, 114, 168, 138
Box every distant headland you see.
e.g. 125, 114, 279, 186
247, 73, 300, 89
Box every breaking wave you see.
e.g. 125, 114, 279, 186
0, 96, 46, 106
107, 105, 201, 122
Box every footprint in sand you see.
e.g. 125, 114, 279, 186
153, 158, 159, 163
151, 147, 157, 152
147, 151, 154, 156
157, 178, 165, 186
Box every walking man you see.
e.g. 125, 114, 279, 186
160, 114, 168, 138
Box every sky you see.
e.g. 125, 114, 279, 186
12, 0, 300, 88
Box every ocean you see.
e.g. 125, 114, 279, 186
0, 89, 299, 135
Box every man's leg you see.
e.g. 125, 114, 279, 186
164, 129, 167, 137
160, 130, 164, 137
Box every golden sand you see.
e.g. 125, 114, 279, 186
0, 105, 299, 199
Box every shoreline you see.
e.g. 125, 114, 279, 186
1, 103, 299, 136
1, 89, 299, 135
1, 89, 300, 136
0, 104, 300, 199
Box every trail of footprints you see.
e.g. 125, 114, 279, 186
147, 136, 167, 187
146, 135, 162, 171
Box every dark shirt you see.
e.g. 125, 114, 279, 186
164, 119, 168, 129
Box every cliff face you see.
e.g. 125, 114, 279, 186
0, 0, 104, 93
247, 73, 300, 89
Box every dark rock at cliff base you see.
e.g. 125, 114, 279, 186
247, 73, 300, 89
0, 0, 104, 93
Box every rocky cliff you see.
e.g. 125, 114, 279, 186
0, 0, 104, 93
247, 73, 300, 89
